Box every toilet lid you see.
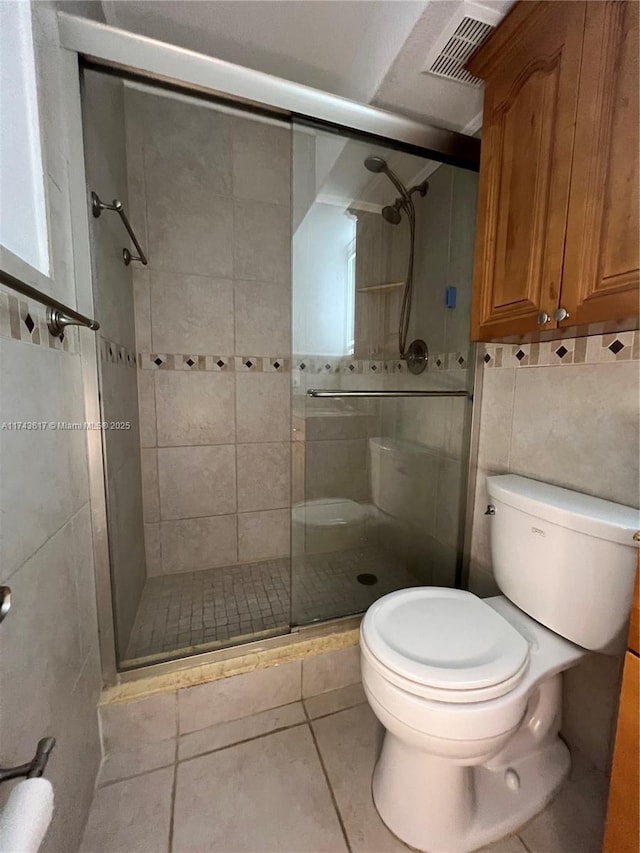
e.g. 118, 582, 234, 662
362, 588, 530, 694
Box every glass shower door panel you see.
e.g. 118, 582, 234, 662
291, 123, 475, 627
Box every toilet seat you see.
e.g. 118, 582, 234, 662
361, 588, 530, 703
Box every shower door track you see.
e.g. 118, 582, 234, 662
57, 12, 481, 171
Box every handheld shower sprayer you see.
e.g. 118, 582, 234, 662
364, 156, 429, 374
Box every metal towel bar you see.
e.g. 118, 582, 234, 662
0, 269, 100, 340
91, 191, 148, 266
306, 389, 469, 398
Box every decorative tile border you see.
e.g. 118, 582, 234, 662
100, 337, 138, 368
482, 331, 639, 368
136, 353, 291, 373
292, 352, 469, 375
0, 288, 79, 353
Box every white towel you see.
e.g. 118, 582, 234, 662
0, 779, 54, 853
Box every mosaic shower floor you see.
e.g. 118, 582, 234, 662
124, 547, 419, 664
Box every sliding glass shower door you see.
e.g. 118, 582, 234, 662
290, 122, 478, 627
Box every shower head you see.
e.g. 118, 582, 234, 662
364, 155, 411, 205
382, 204, 402, 225
364, 156, 388, 173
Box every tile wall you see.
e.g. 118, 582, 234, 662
0, 4, 103, 850
469, 330, 640, 772
82, 69, 146, 652
123, 87, 293, 575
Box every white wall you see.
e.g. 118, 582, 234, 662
293, 202, 355, 356
0, 3, 102, 850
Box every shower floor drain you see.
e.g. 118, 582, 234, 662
357, 573, 378, 586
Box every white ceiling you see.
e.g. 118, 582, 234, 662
92, 0, 514, 132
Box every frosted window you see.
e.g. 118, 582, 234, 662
0, 1, 49, 275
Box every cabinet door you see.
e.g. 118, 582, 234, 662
561, 1, 639, 327
468, 2, 586, 341
604, 650, 639, 853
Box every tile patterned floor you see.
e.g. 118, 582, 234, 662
81, 684, 608, 853
125, 548, 419, 664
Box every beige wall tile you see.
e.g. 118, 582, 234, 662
236, 372, 290, 443
0, 340, 90, 576
236, 442, 290, 512
156, 371, 235, 446
144, 522, 162, 577
151, 272, 234, 354
509, 363, 640, 507
133, 268, 151, 351
305, 438, 368, 502
476, 367, 515, 471
237, 508, 290, 562
172, 726, 346, 853
233, 199, 290, 283
137, 369, 157, 448
160, 515, 237, 573
141, 447, 160, 523
178, 661, 301, 733
178, 702, 305, 760
234, 280, 290, 355
232, 116, 291, 207
158, 445, 236, 520
99, 693, 177, 753
302, 645, 361, 697
311, 703, 407, 853
80, 767, 173, 853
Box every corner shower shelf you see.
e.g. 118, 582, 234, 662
356, 281, 404, 293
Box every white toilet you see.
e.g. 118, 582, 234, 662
360, 474, 640, 853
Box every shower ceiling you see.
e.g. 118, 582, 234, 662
85, 0, 513, 131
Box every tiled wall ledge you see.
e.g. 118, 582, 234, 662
482, 330, 639, 368
101, 624, 360, 706
0, 287, 79, 353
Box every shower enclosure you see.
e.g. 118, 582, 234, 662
79, 65, 478, 672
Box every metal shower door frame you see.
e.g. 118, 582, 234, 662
58, 11, 481, 687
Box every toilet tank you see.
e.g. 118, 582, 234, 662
369, 437, 437, 523
487, 475, 640, 653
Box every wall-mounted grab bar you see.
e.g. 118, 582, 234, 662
0, 269, 100, 340
91, 192, 148, 266
306, 389, 469, 398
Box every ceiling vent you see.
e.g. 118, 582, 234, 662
422, 2, 502, 87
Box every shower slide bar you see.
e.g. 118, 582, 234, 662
0, 269, 100, 340
91, 192, 148, 267
307, 389, 469, 398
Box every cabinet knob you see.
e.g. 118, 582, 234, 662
553, 306, 570, 322
536, 311, 551, 325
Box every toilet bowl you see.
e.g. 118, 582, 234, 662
292, 498, 369, 554
361, 475, 640, 853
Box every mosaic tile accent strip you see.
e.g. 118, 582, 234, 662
100, 336, 138, 368
291, 353, 469, 375
137, 353, 291, 372
0, 287, 79, 353
482, 331, 640, 368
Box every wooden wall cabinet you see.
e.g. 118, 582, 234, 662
467, 1, 639, 342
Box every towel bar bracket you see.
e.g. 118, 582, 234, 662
0, 738, 56, 784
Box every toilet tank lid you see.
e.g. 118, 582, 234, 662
487, 475, 640, 546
